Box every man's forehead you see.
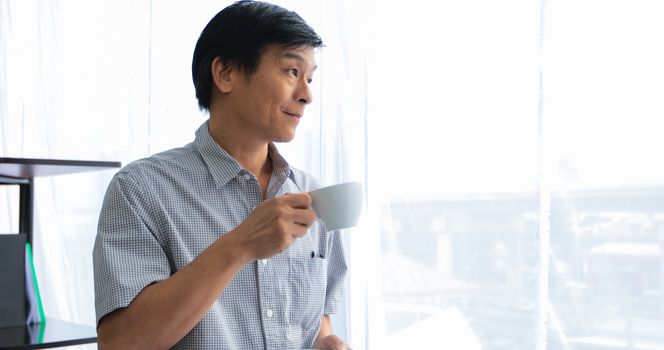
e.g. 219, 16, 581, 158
268, 45, 318, 69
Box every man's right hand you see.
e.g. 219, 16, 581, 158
225, 192, 317, 262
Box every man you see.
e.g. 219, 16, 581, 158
92, 1, 348, 349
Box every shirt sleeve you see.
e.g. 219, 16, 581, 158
93, 169, 171, 325
324, 230, 347, 314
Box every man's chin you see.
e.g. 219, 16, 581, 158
274, 135, 296, 143
272, 130, 297, 143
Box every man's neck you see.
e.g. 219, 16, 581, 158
209, 118, 269, 173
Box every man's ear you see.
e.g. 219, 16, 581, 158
211, 56, 233, 93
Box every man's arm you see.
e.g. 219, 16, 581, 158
97, 193, 316, 349
313, 315, 350, 350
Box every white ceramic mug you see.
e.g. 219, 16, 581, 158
309, 181, 363, 231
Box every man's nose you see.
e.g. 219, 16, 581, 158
296, 80, 313, 105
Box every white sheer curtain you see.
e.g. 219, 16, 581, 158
0, 1, 361, 347
3, 0, 664, 349
0, 0, 210, 335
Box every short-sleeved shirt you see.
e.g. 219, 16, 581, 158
93, 121, 347, 349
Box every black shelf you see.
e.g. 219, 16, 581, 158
0, 318, 97, 349
0, 157, 121, 179
0, 157, 121, 245
0, 158, 121, 349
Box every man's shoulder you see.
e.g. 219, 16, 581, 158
116, 143, 200, 182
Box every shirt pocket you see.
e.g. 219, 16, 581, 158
288, 255, 328, 329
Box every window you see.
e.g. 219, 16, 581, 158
361, 0, 664, 348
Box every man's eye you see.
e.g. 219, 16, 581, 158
289, 68, 298, 77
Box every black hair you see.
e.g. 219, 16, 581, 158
192, 1, 323, 111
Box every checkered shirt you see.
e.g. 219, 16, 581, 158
93, 121, 347, 349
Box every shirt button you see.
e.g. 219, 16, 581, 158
266, 309, 274, 318
243, 173, 252, 181
260, 259, 267, 265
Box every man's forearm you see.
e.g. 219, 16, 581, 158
317, 314, 334, 340
313, 315, 350, 350
97, 235, 250, 349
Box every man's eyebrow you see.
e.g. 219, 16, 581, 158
282, 51, 318, 70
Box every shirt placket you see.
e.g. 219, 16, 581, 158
238, 171, 288, 349
258, 255, 289, 349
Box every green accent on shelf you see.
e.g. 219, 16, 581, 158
26, 243, 46, 328
38, 319, 46, 343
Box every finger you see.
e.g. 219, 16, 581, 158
279, 192, 312, 209
332, 341, 346, 350
282, 218, 309, 239
289, 225, 309, 239
287, 212, 315, 239
290, 207, 316, 227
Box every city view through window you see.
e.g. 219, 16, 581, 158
380, 186, 664, 349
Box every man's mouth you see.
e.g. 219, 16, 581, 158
283, 110, 302, 118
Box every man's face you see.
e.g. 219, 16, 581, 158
226, 44, 317, 143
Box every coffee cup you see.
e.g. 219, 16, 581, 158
309, 181, 363, 231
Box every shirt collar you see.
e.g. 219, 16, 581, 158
266, 142, 292, 197
195, 121, 293, 189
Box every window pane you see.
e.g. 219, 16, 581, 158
368, 0, 540, 348
545, 0, 664, 348
367, 0, 664, 348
